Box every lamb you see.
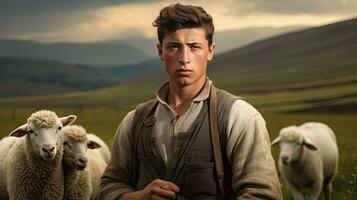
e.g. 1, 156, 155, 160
271, 122, 338, 200
62, 125, 109, 200
0, 136, 17, 199
87, 133, 111, 163
0, 110, 76, 200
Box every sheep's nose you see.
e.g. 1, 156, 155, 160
281, 155, 289, 163
42, 146, 55, 153
78, 158, 88, 165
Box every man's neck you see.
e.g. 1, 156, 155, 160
168, 77, 206, 116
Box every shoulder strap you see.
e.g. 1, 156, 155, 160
132, 99, 158, 185
209, 85, 225, 199
131, 86, 225, 197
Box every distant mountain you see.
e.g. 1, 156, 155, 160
0, 40, 150, 66
0, 57, 122, 98
110, 26, 307, 56
0, 18, 356, 114
0, 26, 306, 67
98, 58, 162, 82
0, 56, 163, 98
214, 26, 308, 53
208, 17, 357, 93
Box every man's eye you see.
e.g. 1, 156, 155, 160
168, 45, 179, 49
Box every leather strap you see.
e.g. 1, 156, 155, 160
209, 85, 225, 199
132, 84, 225, 198
132, 99, 158, 185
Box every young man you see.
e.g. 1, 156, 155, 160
97, 3, 282, 200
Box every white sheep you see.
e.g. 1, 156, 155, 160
271, 122, 338, 200
0, 136, 17, 199
87, 133, 111, 163
0, 110, 76, 200
62, 125, 109, 200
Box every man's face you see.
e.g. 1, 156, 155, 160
157, 28, 215, 87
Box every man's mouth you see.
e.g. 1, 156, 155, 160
177, 69, 193, 75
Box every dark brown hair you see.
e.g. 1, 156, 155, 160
153, 3, 214, 46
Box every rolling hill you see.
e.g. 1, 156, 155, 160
0, 17, 356, 114
208, 17, 357, 92
0, 57, 122, 98
0, 40, 150, 66
0, 57, 164, 98
110, 26, 307, 57
0, 25, 307, 99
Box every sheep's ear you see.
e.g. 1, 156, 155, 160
87, 140, 101, 149
59, 115, 77, 127
303, 137, 318, 151
271, 136, 281, 148
9, 124, 27, 137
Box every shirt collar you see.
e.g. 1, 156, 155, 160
156, 77, 212, 104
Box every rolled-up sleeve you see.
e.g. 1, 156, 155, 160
226, 100, 282, 200
96, 111, 136, 200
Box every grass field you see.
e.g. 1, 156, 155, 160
0, 89, 356, 199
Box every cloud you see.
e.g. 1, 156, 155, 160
0, 9, 95, 40
220, 0, 357, 16
12, 2, 168, 42
0, 0, 161, 41
0, 0, 356, 43
0, 0, 160, 16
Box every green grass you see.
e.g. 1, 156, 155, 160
0, 106, 356, 199
0, 72, 356, 199
0, 70, 356, 199
266, 113, 357, 199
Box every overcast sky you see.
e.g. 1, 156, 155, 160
1, 0, 356, 43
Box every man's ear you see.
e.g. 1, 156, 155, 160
157, 43, 164, 61
207, 42, 216, 61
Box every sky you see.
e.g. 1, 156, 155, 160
0, 0, 356, 43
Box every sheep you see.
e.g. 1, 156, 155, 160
0, 110, 76, 200
62, 125, 109, 200
0, 136, 17, 199
87, 133, 111, 163
271, 122, 338, 200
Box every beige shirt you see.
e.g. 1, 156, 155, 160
97, 79, 282, 199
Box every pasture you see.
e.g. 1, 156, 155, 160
0, 105, 355, 199
0, 67, 356, 199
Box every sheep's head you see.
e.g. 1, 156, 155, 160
271, 126, 317, 165
62, 125, 101, 170
9, 110, 77, 161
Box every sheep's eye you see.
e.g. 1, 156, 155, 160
58, 126, 62, 131
27, 129, 34, 134
296, 142, 302, 146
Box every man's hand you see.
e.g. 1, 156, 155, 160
119, 179, 180, 200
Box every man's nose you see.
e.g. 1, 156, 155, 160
179, 46, 191, 64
